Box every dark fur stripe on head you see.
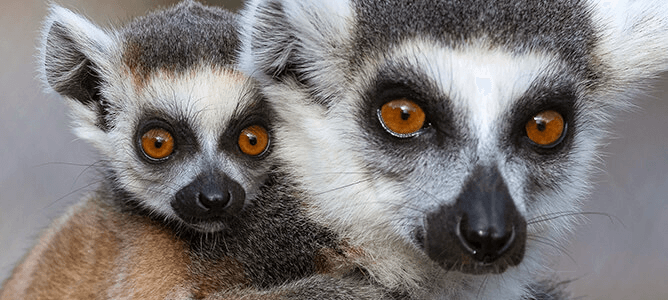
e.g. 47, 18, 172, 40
350, 0, 600, 81
122, 0, 240, 81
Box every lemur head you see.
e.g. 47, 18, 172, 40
241, 0, 668, 296
41, 1, 274, 233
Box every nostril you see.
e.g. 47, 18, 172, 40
457, 216, 515, 263
193, 192, 210, 211
457, 216, 481, 254
198, 191, 230, 211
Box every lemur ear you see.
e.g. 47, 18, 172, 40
239, 0, 353, 104
592, 0, 668, 84
41, 5, 115, 108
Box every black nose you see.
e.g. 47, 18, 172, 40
457, 214, 516, 263
172, 171, 245, 223
424, 165, 526, 272
452, 166, 521, 263
195, 183, 232, 212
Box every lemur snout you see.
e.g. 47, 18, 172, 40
457, 212, 516, 263
424, 166, 526, 274
172, 171, 246, 226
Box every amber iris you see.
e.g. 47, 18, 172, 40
379, 99, 426, 136
239, 125, 269, 156
141, 128, 175, 160
525, 110, 565, 146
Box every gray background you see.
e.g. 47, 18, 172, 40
1, 1, 666, 299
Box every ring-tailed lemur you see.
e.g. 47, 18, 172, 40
0, 1, 390, 299
240, 0, 668, 299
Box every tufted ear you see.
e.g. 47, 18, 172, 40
40, 5, 117, 131
591, 0, 668, 85
238, 0, 354, 105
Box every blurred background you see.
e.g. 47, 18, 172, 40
0, 1, 666, 299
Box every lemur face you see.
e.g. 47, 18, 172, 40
43, 2, 273, 232
341, 47, 587, 275
260, 39, 589, 276
108, 66, 274, 233
241, 0, 668, 292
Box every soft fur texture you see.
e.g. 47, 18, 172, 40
240, 0, 668, 299
1, 1, 391, 299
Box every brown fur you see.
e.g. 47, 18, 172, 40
0, 196, 365, 300
1, 2, 387, 299
314, 240, 370, 278
2, 199, 173, 299
123, 41, 149, 89
0, 196, 263, 300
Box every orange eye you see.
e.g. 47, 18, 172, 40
525, 110, 565, 147
239, 125, 269, 156
141, 128, 175, 160
379, 99, 426, 136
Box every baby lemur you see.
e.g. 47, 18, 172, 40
0, 1, 387, 299
239, 0, 668, 299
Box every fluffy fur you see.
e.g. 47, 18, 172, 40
240, 0, 668, 299
1, 1, 391, 299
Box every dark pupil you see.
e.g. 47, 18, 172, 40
154, 137, 164, 148
400, 107, 411, 121
248, 134, 258, 146
536, 120, 546, 132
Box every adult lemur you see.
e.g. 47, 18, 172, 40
0, 1, 387, 299
240, 0, 668, 299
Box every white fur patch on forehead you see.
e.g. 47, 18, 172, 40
383, 39, 561, 143
118, 64, 252, 147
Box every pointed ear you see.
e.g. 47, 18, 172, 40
40, 5, 116, 108
239, 0, 353, 105
592, 0, 668, 84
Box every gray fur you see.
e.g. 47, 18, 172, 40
240, 0, 668, 299
350, 0, 600, 81
14, 1, 394, 298
120, 0, 239, 77
43, 0, 240, 128
113, 173, 391, 298
40, 0, 268, 232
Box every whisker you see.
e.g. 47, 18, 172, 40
33, 161, 98, 168
309, 171, 374, 176
477, 274, 489, 298
69, 160, 108, 190
527, 235, 577, 264
313, 178, 372, 196
528, 211, 623, 228
42, 179, 104, 210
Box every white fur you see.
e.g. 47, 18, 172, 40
387, 40, 562, 160
591, 0, 668, 86
42, 5, 266, 233
39, 5, 119, 95
239, 0, 355, 104
264, 41, 594, 299
98, 65, 259, 224
241, 0, 668, 299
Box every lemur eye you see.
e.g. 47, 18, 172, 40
141, 128, 175, 160
378, 99, 426, 137
525, 110, 565, 147
238, 125, 269, 156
